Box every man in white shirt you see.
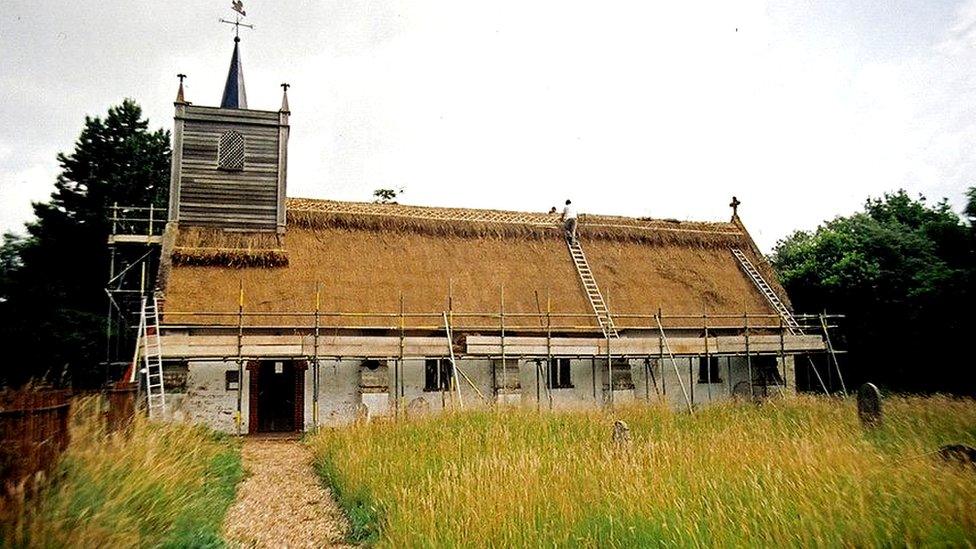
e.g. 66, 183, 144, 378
561, 199, 578, 244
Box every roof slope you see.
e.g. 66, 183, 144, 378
160, 198, 787, 329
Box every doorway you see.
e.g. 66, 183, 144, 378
249, 360, 304, 433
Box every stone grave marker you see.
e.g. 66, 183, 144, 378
857, 382, 882, 429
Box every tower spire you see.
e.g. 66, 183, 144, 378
220, 37, 248, 109
218, 2, 253, 109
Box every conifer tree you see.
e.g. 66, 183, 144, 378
0, 100, 170, 387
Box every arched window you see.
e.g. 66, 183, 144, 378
217, 130, 245, 171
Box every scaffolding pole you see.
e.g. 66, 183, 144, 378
235, 280, 244, 435
313, 283, 321, 429
820, 312, 847, 396
656, 312, 693, 413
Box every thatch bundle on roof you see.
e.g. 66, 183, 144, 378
171, 226, 288, 268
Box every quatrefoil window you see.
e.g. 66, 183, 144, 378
217, 130, 245, 171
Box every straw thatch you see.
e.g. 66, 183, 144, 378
164, 226, 595, 328
171, 226, 288, 268
161, 197, 789, 329
584, 240, 777, 328
286, 198, 750, 248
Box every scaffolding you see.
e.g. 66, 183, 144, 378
156, 284, 846, 425
104, 203, 166, 384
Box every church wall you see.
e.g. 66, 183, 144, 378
163, 360, 247, 434
164, 353, 796, 432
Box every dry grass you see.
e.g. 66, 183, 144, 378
308, 396, 976, 547
1, 397, 242, 548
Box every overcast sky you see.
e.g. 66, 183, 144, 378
2, 1, 975, 251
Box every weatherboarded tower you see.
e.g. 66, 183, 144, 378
167, 34, 290, 233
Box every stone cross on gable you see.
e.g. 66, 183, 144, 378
729, 196, 741, 218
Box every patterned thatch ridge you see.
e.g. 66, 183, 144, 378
171, 227, 288, 268
166, 198, 752, 269
286, 198, 750, 248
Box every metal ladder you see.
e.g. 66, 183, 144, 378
730, 248, 801, 334
731, 248, 843, 395
138, 296, 166, 418
567, 240, 618, 338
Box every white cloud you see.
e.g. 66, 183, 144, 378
1, 1, 975, 251
0, 163, 57, 235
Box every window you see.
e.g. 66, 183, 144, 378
548, 358, 573, 389
698, 356, 722, 384
225, 370, 240, 391
217, 130, 245, 171
752, 356, 783, 386
424, 359, 453, 392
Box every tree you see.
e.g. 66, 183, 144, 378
966, 187, 976, 228
0, 100, 170, 387
373, 188, 403, 204
772, 189, 976, 395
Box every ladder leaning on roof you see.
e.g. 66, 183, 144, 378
134, 295, 166, 418
730, 248, 800, 335
567, 239, 618, 338
730, 247, 841, 395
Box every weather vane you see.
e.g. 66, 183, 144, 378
219, 1, 253, 40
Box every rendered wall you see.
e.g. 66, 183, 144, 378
169, 355, 795, 431
163, 360, 248, 434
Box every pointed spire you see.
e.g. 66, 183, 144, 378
220, 37, 248, 109
176, 73, 187, 103
280, 83, 290, 113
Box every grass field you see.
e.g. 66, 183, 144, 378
309, 396, 976, 547
2, 397, 243, 548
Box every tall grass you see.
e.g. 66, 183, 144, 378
309, 396, 976, 547
2, 397, 243, 548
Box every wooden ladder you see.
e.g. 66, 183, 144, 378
138, 296, 166, 418
567, 240, 618, 338
730, 248, 801, 335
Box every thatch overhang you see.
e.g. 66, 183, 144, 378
159, 198, 791, 332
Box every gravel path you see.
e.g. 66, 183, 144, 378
223, 438, 351, 548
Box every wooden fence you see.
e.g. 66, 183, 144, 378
0, 384, 140, 494
0, 390, 71, 492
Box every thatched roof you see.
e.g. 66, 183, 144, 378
159, 198, 788, 330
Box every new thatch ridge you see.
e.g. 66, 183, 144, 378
171, 227, 288, 268
286, 198, 751, 248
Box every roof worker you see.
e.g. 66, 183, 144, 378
548, 206, 558, 214
561, 199, 578, 245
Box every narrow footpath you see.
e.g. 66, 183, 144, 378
223, 438, 351, 548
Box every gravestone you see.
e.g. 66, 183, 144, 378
407, 396, 430, 417
938, 444, 976, 468
354, 402, 370, 423
612, 419, 631, 446
857, 383, 882, 429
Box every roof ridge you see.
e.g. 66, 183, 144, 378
285, 197, 741, 234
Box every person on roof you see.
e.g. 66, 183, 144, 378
561, 199, 578, 244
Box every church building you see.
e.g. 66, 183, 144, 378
149, 29, 831, 434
